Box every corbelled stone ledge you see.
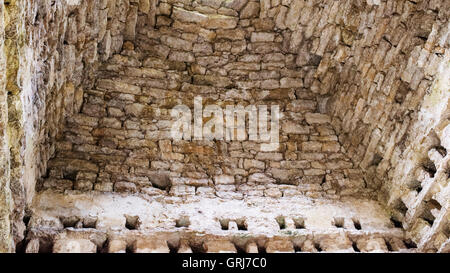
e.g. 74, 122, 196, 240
27, 191, 407, 253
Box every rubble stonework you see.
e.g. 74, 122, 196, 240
42, 0, 372, 201
0, 0, 448, 253
0, 0, 13, 253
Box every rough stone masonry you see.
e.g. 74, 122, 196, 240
0, 0, 448, 253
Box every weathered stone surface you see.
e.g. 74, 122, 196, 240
53, 239, 97, 253
265, 239, 295, 253
240, 2, 260, 19
134, 238, 170, 253
1, 0, 447, 254
214, 175, 235, 185
305, 113, 331, 124
201, 15, 238, 29
172, 7, 208, 23
251, 32, 275, 43
204, 240, 237, 253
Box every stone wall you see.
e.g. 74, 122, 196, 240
0, 0, 150, 251
0, 0, 13, 253
24, 0, 144, 202
319, 0, 449, 250
40, 0, 373, 200
325, 0, 448, 195
0, 0, 448, 252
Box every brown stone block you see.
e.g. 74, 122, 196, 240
265, 239, 294, 253
53, 239, 97, 253
133, 238, 170, 253
204, 240, 237, 253
114, 182, 138, 193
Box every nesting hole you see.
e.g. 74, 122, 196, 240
434, 145, 447, 157
370, 154, 383, 166
23, 215, 31, 227
219, 219, 229, 230
408, 180, 422, 193
189, 242, 206, 253
125, 242, 134, 253
294, 217, 305, 229
352, 218, 362, 230
60, 216, 80, 228
124, 215, 140, 230
82, 216, 97, 229
175, 216, 190, 228
333, 217, 345, 228
443, 222, 450, 238
420, 199, 442, 226
233, 242, 247, 254
167, 240, 180, 253
96, 240, 107, 253
39, 239, 54, 254
385, 239, 394, 252
235, 219, 248, 231
422, 158, 437, 178
15, 239, 28, 253
257, 244, 267, 254
276, 216, 286, 230
428, 199, 442, 211
403, 239, 417, 249
294, 244, 302, 252
314, 242, 322, 252
352, 242, 360, 252
392, 198, 408, 216
63, 170, 77, 181
390, 216, 403, 228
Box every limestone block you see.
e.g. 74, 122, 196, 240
214, 175, 235, 185
265, 239, 294, 253
169, 51, 195, 63
248, 173, 275, 184
134, 238, 170, 253
114, 182, 137, 193
108, 239, 127, 253
172, 7, 208, 23
96, 79, 141, 94
264, 187, 282, 198
246, 242, 259, 253
53, 239, 97, 253
280, 77, 303, 88
356, 237, 389, 253
161, 35, 193, 51
317, 234, 353, 253
251, 32, 275, 42
204, 240, 237, 253
305, 113, 331, 124
244, 159, 265, 170
223, 0, 249, 11
201, 15, 239, 29
178, 241, 193, 253
282, 121, 310, 134
240, 1, 260, 19
124, 5, 138, 41
285, 0, 303, 30
193, 75, 233, 88
169, 185, 196, 196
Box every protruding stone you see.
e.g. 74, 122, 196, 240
265, 240, 295, 253
204, 240, 237, 253
134, 238, 170, 253
240, 2, 260, 19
